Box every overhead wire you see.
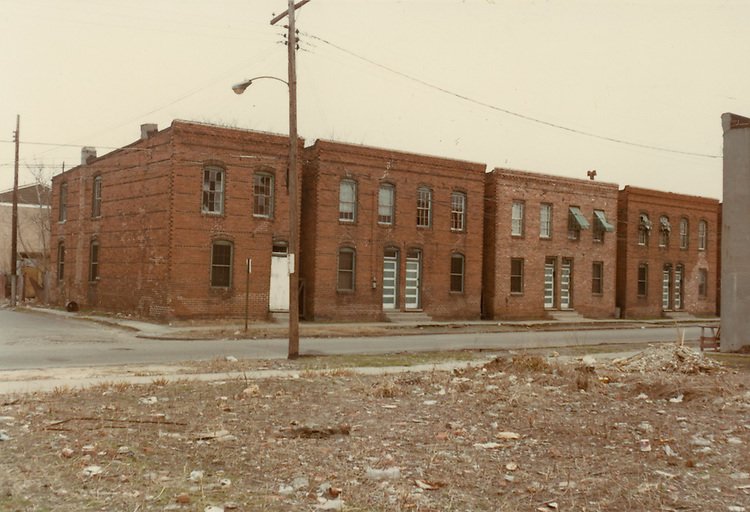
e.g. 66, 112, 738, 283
303, 32, 722, 160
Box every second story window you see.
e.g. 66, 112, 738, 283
638, 214, 652, 246
59, 182, 68, 222
378, 184, 395, 225
679, 218, 689, 249
416, 187, 432, 228
202, 166, 224, 214
698, 220, 707, 250
568, 206, 589, 240
338, 179, 356, 222
451, 191, 466, 231
254, 172, 274, 218
593, 210, 614, 242
511, 200, 525, 236
92, 176, 102, 218
659, 216, 671, 247
540, 203, 552, 239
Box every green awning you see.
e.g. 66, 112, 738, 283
569, 206, 590, 230
594, 210, 615, 232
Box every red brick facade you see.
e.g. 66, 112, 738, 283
483, 169, 619, 319
301, 140, 486, 321
616, 186, 720, 318
50, 121, 300, 319
47, 120, 721, 322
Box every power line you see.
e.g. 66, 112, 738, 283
305, 32, 721, 160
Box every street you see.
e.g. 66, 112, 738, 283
0, 308, 702, 371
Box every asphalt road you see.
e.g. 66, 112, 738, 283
0, 308, 701, 371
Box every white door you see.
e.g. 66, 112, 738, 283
544, 259, 556, 309
662, 266, 672, 311
560, 259, 572, 310
674, 265, 683, 310
269, 245, 289, 312
405, 250, 422, 310
382, 251, 399, 310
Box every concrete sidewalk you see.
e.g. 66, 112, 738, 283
25, 304, 719, 341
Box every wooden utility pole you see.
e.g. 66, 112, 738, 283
10, 115, 20, 307
271, 0, 308, 359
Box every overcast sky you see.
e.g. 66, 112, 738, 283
3, 0, 748, 200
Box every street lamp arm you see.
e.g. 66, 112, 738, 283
232, 75, 289, 94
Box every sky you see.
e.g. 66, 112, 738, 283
3, 0, 749, 200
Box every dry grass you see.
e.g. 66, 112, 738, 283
1, 348, 749, 511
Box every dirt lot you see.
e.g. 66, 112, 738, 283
1, 344, 748, 512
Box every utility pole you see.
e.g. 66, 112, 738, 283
10, 115, 20, 307
271, 0, 309, 359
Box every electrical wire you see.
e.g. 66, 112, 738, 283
304, 32, 722, 160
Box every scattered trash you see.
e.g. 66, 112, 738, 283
365, 467, 401, 481
189, 470, 204, 482
496, 431, 521, 440
640, 439, 652, 452
82, 465, 103, 477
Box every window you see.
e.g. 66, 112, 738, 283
659, 216, 671, 247
593, 210, 614, 242
698, 268, 708, 297
698, 220, 707, 250
338, 179, 356, 222
592, 261, 603, 294
253, 172, 274, 218
450, 254, 465, 293
540, 203, 552, 239
210, 241, 233, 288
568, 206, 590, 240
637, 263, 648, 297
510, 258, 524, 294
337, 248, 355, 291
202, 166, 224, 214
57, 242, 65, 281
638, 214, 652, 246
451, 191, 466, 231
679, 218, 689, 249
378, 184, 395, 225
89, 240, 100, 282
511, 200, 525, 236
59, 182, 67, 222
417, 187, 432, 228
92, 176, 102, 218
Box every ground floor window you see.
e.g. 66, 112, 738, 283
89, 240, 99, 282
210, 241, 233, 288
698, 268, 708, 298
57, 242, 65, 281
450, 253, 464, 293
637, 263, 648, 297
592, 261, 603, 295
510, 258, 524, 294
338, 248, 355, 291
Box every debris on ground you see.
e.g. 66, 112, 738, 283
0, 347, 747, 511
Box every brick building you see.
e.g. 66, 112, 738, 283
50, 120, 300, 319
483, 169, 619, 319
300, 140, 486, 321
616, 186, 720, 318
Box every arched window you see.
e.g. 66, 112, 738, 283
92, 175, 102, 218
679, 218, 689, 249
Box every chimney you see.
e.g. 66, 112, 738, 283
81, 147, 97, 165
140, 123, 158, 140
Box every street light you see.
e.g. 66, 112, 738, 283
233, 74, 300, 360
